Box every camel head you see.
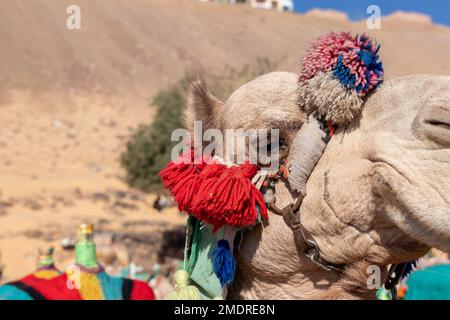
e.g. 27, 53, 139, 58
183, 72, 450, 299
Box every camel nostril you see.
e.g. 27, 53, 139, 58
414, 104, 450, 147
425, 119, 450, 130
420, 104, 450, 132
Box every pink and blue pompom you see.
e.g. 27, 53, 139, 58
298, 32, 384, 125
299, 32, 384, 97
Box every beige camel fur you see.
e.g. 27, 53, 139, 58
184, 72, 450, 299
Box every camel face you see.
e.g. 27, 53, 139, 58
186, 73, 450, 255
185, 72, 305, 166
185, 73, 450, 298
301, 74, 450, 263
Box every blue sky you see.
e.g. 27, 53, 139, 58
293, 0, 450, 26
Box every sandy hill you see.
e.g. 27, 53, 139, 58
0, 0, 450, 281
304, 8, 349, 21
1, 0, 450, 107
383, 11, 433, 25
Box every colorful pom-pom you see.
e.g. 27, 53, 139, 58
299, 32, 383, 96
298, 32, 384, 125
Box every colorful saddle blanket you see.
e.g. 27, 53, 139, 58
0, 268, 155, 300
405, 264, 450, 300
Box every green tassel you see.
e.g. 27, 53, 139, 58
165, 270, 201, 300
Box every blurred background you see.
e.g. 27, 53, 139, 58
0, 0, 449, 298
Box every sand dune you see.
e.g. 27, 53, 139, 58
1, 0, 450, 104
304, 8, 349, 21
383, 11, 433, 25
1, 0, 450, 281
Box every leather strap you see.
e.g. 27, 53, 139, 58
269, 197, 345, 272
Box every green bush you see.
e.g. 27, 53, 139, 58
121, 86, 185, 192
121, 59, 276, 192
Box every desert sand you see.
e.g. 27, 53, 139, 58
1, 0, 450, 282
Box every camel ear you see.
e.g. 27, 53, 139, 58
183, 80, 223, 133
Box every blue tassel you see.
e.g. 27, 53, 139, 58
212, 239, 236, 287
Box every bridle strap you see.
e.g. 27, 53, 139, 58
268, 116, 402, 299
384, 263, 406, 300
267, 116, 344, 272
269, 198, 345, 272
269, 199, 403, 299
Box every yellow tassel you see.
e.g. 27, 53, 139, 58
165, 270, 201, 300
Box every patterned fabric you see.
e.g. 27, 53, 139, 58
0, 283, 39, 300
185, 217, 237, 300
405, 264, 450, 300
32, 269, 61, 280
0, 270, 155, 300
0, 266, 61, 300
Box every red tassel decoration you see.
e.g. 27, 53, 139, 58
159, 149, 206, 211
191, 163, 227, 220
173, 162, 225, 213
193, 163, 267, 232
160, 150, 195, 189
159, 151, 268, 231
169, 172, 201, 212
